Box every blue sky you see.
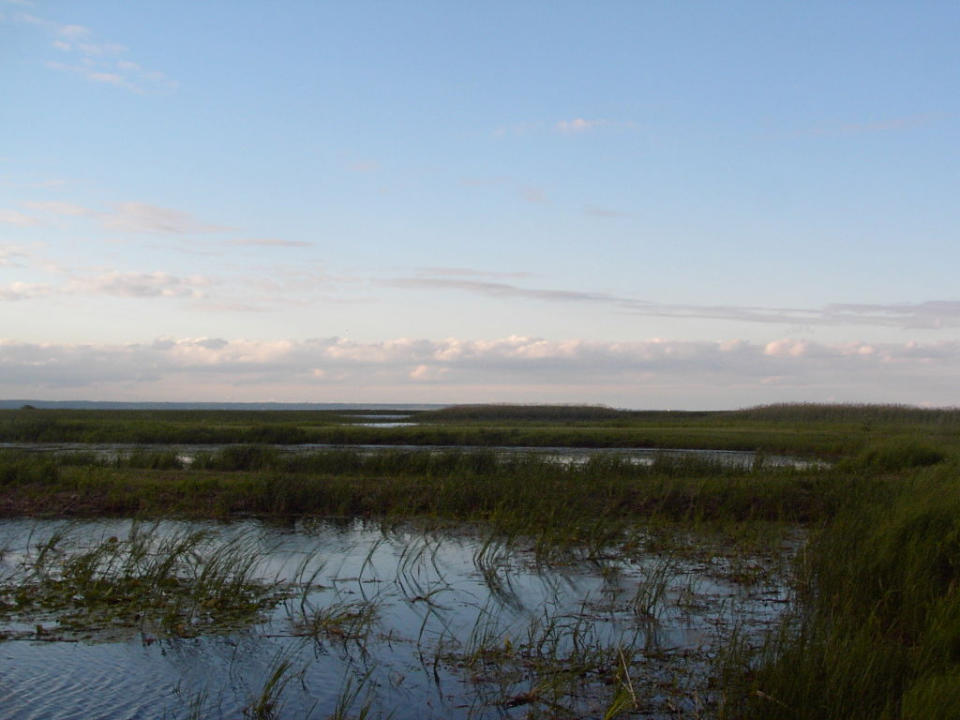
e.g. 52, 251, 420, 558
2, 1, 959, 407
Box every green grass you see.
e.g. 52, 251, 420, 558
4, 403, 960, 458
718, 463, 960, 719
0, 447, 837, 528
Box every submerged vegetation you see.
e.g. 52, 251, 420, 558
1, 402, 959, 718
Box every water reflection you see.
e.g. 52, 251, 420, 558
0, 441, 827, 469
0, 519, 800, 719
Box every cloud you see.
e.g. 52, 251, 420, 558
556, 118, 607, 133
23, 201, 92, 216
416, 267, 533, 280
386, 277, 615, 305
0, 209, 40, 226
0, 282, 50, 301
19, 12, 175, 93
57, 23, 90, 38
0, 266, 214, 304
45, 60, 142, 92
227, 237, 312, 248
385, 275, 960, 331
65, 271, 212, 299
409, 364, 448, 381
101, 202, 230, 234
0, 246, 29, 267
495, 118, 635, 138
3, 336, 960, 406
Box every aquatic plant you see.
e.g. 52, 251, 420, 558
0, 524, 285, 641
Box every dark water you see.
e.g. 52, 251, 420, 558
0, 519, 800, 719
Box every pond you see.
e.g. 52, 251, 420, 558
0, 519, 801, 719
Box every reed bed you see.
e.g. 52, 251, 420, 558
0, 447, 839, 528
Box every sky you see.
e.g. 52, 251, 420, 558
2, 1, 959, 408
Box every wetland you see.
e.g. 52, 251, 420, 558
1, 403, 958, 719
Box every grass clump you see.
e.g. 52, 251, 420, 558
0, 524, 283, 641
721, 464, 960, 720
848, 439, 946, 471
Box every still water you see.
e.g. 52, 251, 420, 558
0, 442, 826, 470
0, 519, 799, 719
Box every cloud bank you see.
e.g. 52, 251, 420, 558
2, 336, 958, 407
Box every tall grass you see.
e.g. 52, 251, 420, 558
0, 447, 839, 527
1, 524, 283, 640
721, 462, 960, 720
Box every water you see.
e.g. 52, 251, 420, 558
0, 519, 800, 719
0, 442, 826, 470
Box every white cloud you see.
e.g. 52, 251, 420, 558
556, 118, 606, 133
21, 12, 175, 93
764, 339, 809, 358
409, 364, 448, 381
0, 209, 40, 226
2, 336, 960, 406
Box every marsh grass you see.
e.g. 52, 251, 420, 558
4, 403, 959, 717
0, 524, 285, 640
243, 651, 305, 720
6, 403, 960, 458
718, 463, 960, 720
0, 447, 838, 529
291, 597, 380, 647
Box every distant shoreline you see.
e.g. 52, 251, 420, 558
0, 400, 446, 411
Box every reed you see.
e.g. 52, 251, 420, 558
720, 463, 960, 720
0, 524, 285, 641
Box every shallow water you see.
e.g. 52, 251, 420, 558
0, 441, 826, 469
0, 519, 800, 719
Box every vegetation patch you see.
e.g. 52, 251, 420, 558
0, 524, 285, 641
